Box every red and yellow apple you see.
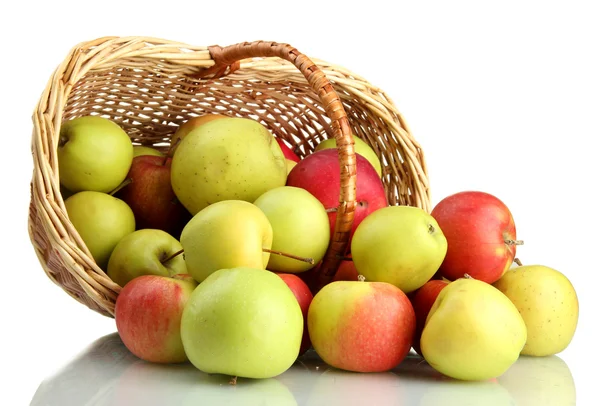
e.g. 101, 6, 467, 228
307, 280, 415, 372
286, 148, 388, 243
115, 274, 198, 364
431, 191, 520, 284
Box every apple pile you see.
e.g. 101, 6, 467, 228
57, 113, 579, 383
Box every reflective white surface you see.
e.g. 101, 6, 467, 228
31, 333, 576, 406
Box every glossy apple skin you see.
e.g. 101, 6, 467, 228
286, 149, 388, 243
276, 138, 301, 162
409, 279, 449, 356
308, 281, 416, 373
275, 272, 314, 355
116, 155, 191, 239
431, 191, 519, 284
115, 274, 198, 364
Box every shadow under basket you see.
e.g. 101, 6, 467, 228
28, 37, 430, 318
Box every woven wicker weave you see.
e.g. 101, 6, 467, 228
28, 37, 430, 318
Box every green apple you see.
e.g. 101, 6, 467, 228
254, 186, 329, 273
315, 134, 382, 177
133, 145, 164, 157
351, 206, 448, 293
65, 191, 135, 269
171, 117, 287, 215
179, 200, 273, 283
421, 278, 527, 381
169, 114, 227, 156
107, 229, 187, 287
180, 267, 304, 379
58, 116, 133, 193
493, 264, 579, 356
498, 355, 575, 405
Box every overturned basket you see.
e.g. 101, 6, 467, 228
28, 37, 430, 318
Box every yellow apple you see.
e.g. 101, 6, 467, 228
421, 278, 527, 381
493, 264, 579, 356
169, 114, 227, 156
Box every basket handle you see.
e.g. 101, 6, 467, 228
197, 41, 356, 289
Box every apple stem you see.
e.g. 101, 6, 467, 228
325, 207, 338, 213
262, 248, 315, 264
463, 273, 473, 279
514, 257, 523, 266
229, 376, 237, 385
161, 249, 184, 264
358, 274, 366, 282
161, 154, 169, 166
504, 239, 524, 246
109, 178, 132, 196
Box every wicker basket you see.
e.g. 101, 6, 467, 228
28, 37, 430, 318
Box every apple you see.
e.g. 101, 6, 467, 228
333, 259, 359, 282
276, 138, 301, 162
409, 279, 449, 356
58, 115, 133, 193
498, 355, 576, 406
431, 191, 520, 284
314, 134, 382, 177
133, 145, 164, 157
64, 191, 135, 269
286, 148, 388, 243
115, 274, 198, 363
307, 280, 415, 372
106, 229, 187, 288
285, 159, 297, 175
171, 117, 287, 215
351, 205, 448, 293
181, 267, 304, 379
254, 186, 330, 273
115, 155, 191, 238
179, 200, 273, 283
275, 272, 314, 356
493, 264, 579, 356
421, 278, 527, 381
169, 114, 227, 156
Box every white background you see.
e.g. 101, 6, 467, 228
2, 0, 598, 404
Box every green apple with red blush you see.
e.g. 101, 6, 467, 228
307, 280, 416, 372
115, 274, 198, 364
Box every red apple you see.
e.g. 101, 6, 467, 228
431, 191, 520, 284
276, 138, 301, 162
115, 274, 198, 363
286, 149, 388, 243
116, 155, 192, 238
275, 272, 314, 356
410, 279, 449, 356
307, 281, 416, 372
333, 259, 360, 282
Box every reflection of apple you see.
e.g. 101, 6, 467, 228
498, 355, 576, 406
115, 274, 198, 363
494, 264, 579, 356
65, 191, 136, 269
431, 191, 520, 284
180, 200, 273, 283
286, 148, 387, 242
305, 368, 405, 405
418, 379, 514, 406
116, 155, 192, 238
107, 228, 187, 288
275, 272, 314, 355
58, 115, 133, 193
421, 278, 527, 381
308, 281, 415, 372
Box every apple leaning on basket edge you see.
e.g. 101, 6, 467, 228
55, 111, 579, 382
